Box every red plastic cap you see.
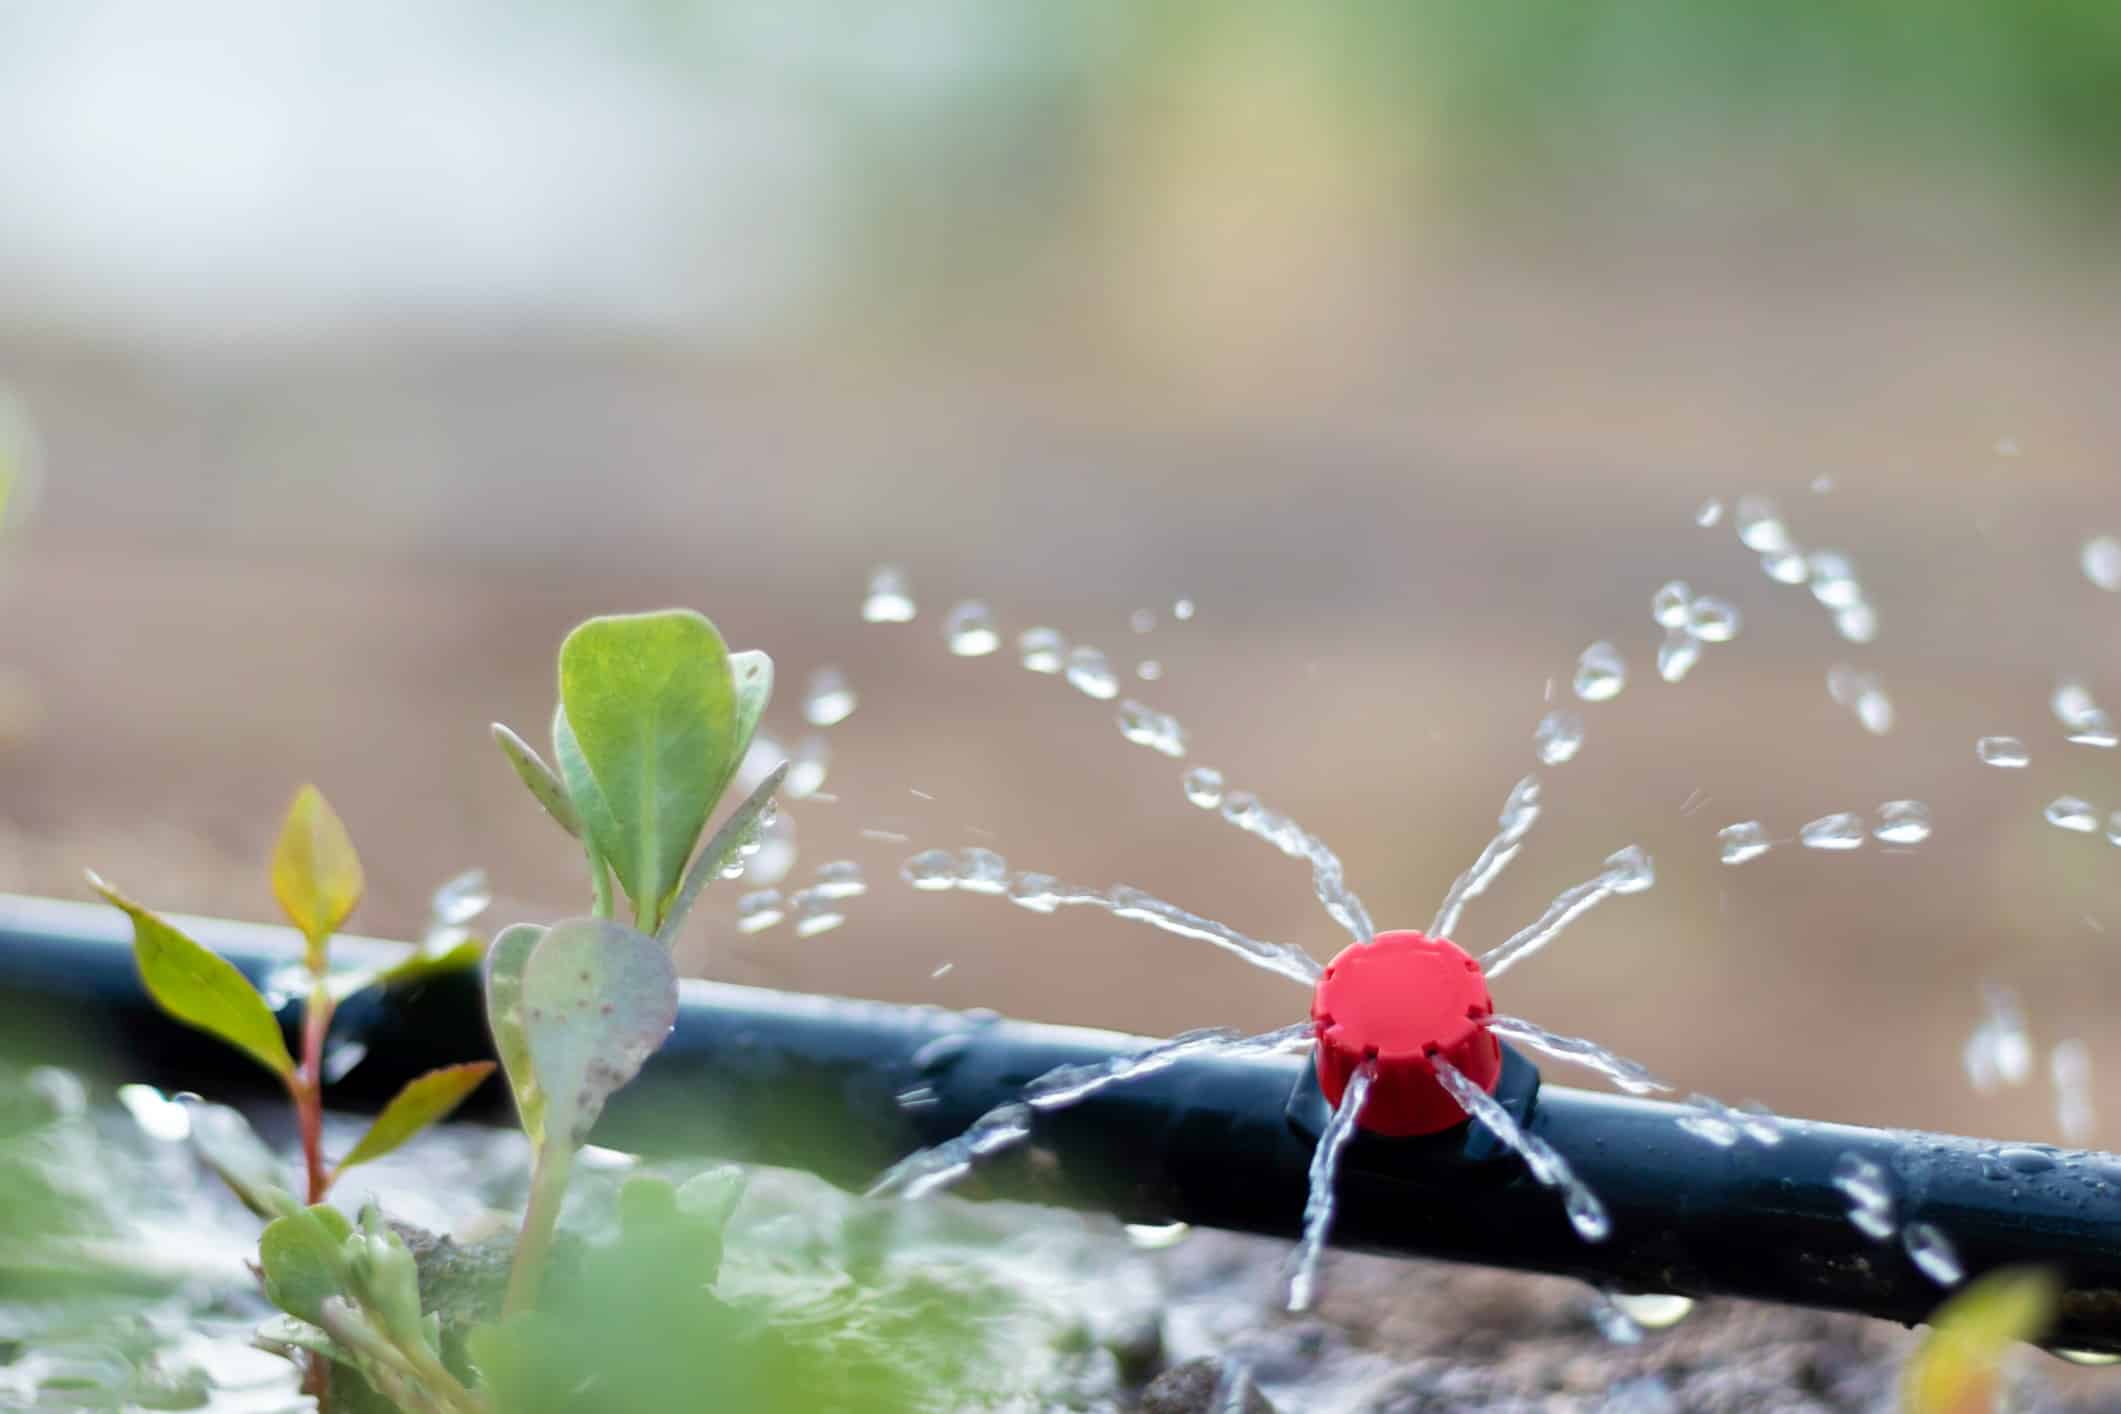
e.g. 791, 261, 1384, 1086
1310, 930, 1500, 1137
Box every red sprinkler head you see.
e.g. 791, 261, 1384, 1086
1310, 930, 1501, 1137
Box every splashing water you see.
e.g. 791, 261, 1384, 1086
1479, 846, 1653, 981
1286, 1062, 1374, 1312
1117, 700, 1188, 758
1873, 800, 1931, 845
862, 565, 917, 622
1827, 666, 1892, 735
785, 735, 831, 799
1902, 1222, 1964, 1286
1651, 581, 1691, 628
2053, 678, 2118, 748
867, 1103, 1035, 1200
1173, 598, 1196, 620
810, 859, 866, 900
1687, 597, 1741, 643
1963, 984, 2033, 1094
1831, 1153, 1897, 1241
1734, 496, 1791, 554
1799, 813, 1866, 851
1695, 498, 1724, 528
1656, 626, 1701, 683
2045, 796, 2099, 834
1573, 642, 1627, 702
736, 889, 785, 934
1430, 1055, 1610, 1241
1136, 659, 1162, 681
1589, 1294, 1645, 1346
790, 887, 847, 938
803, 667, 858, 726
1209, 787, 1374, 944
1025, 1023, 1313, 1110
1183, 766, 1226, 809
1018, 627, 1066, 673
1977, 735, 2030, 768
1431, 775, 1543, 940
1064, 645, 1118, 700
1807, 550, 1862, 610
1485, 1014, 1667, 1095
429, 868, 492, 928
2083, 536, 2121, 593
1762, 549, 1808, 585
1129, 609, 1156, 634
907, 853, 1322, 985
1717, 821, 1772, 865
1534, 710, 1584, 765
2052, 1039, 2095, 1143
945, 601, 1000, 656
1675, 1094, 1782, 1148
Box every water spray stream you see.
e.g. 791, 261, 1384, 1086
1199, 787, 1373, 944
1431, 1054, 1610, 1242
1430, 775, 1543, 939
1478, 846, 1654, 981
1485, 1015, 1667, 1096
1286, 1061, 1374, 1312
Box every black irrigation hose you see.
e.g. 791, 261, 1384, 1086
5, 893, 2120, 1353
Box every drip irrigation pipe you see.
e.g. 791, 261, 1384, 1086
3, 893, 2119, 1353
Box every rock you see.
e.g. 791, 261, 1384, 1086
1140, 1356, 1278, 1414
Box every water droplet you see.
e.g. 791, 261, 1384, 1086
944, 600, 1000, 656
2052, 1349, 2121, 1368
1735, 496, 1792, 554
1589, 1295, 1643, 1345
1124, 1221, 1193, 1250
1566, 1186, 1612, 1241
430, 868, 492, 927
861, 565, 917, 623
747, 814, 797, 885
1827, 666, 1892, 734
1800, 813, 1866, 851
791, 887, 846, 938
2084, 536, 2121, 593
2046, 796, 2099, 833
930, 961, 955, 978
1064, 645, 1118, 700
1117, 700, 1188, 758
1183, 767, 1225, 809
117, 1084, 191, 1142
1873, 800, 1932, 845
1652, 581, 1692, 628
1173, 598, 1196, 621
1007, 871, 1060, 913
1129, 609, 1156, 634
323, 1041, 367, 1083
1833, 602, 1879, 644
1610, 1293, 1695, 1329
803, 667, 857, 726
1996, 435, 2022, 457
1695, 498, 1724, 527
1018, 627, 1066, 673
1717, 821, 1772, 865
1687, 597, 1741, 643
1761, 549, 1809, 584
1806, 550, 1862, 609
1136, 659, 1163, 681
903, 849, 958, 890
1604, 846, 1655, 894
1656, 625, 1701, 683
811, 859, 866, 901
955, 847, 1010, 894
1574, 641, 1627, 702
2109, 811, 2121, 847
1902, 1222, 1963, 1286
1977, 736, 2029, 768
1810, 474, 1835, 494
736, 889, 785, 933
2051, 678, 2110, 742
785, 735, 830, 799
1535, 710, 1584, 765
1832, 1153, 1897, 1240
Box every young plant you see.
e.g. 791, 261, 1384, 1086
483, 608, 784, 1315
88, 787, 494, 1205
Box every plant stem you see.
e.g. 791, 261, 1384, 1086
298, 980, 335, 1203
503, 1140, 573, 1319
587, 840, 613, 921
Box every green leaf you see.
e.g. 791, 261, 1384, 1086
522, 918, 679, 1149
1903, 1266, 2059, 1414
658, 762, 789, 946
271, 785, 364, 968
485, 924, 548, 1145
259, 1203, 355, 1325
187, 1102, 294, 1218
558, 610, 739, 930
553, 703, 622, 907
717, 649, 774, 803
336, 1062, 497, 1174
493, 722, 580, 838
87, 871, 296, 1079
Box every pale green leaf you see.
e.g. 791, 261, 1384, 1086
657, 762, 789, 946
484, 924, 548, 1145
87, 871, 296, 1079
336, 1062, 497, 1173
188, 1102, 294, 1218
552, 703, 621, 903
557, 610, 739, 929
271, 786, 364, 966
717, 649, 774, 804
1902, 1266, 2058, 1414
493, 722, 580, 838
522, 918, 678, 1149
259, 1204, 354, 1325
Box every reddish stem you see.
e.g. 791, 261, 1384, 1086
298, 983, 334, 1204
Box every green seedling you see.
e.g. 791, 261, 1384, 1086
88, 788, 495, 1206
485, 608, 783, 1316
1902, 1266, 2059, 1414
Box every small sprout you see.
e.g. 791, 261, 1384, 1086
259, 1203, 356, 1326
335, 1061, 497, 1174
658, 762, 791, 945
1902, 1266, 2058, 1414
270, 785, 365, 968
492, 722, 581, 837
85, 871, 295, 1080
